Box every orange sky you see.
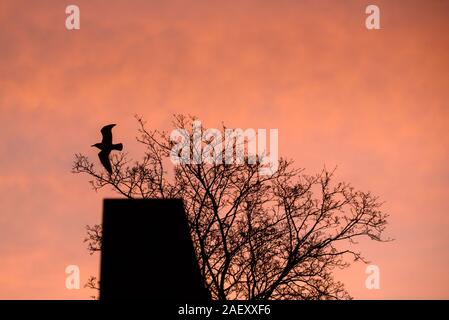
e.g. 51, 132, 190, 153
0, 0, 448, 299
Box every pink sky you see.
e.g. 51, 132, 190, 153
0, 0, 448, 299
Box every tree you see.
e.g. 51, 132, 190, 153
73, 114, 390, 300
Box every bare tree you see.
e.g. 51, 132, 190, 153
73, 114, 390, 300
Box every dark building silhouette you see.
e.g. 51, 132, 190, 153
99, 199, 210, 301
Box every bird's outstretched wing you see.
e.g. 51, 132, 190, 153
101, 124, 116, 145
98, 150, 112, 174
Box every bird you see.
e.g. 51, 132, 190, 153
91, 124, 123, 174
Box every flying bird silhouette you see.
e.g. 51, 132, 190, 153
92, 124, 123, 174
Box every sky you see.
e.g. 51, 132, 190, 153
0, 0, 448, 299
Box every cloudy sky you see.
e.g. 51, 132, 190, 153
0, 0, 448, 299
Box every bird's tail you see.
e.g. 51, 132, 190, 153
112, 143, 123, 151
